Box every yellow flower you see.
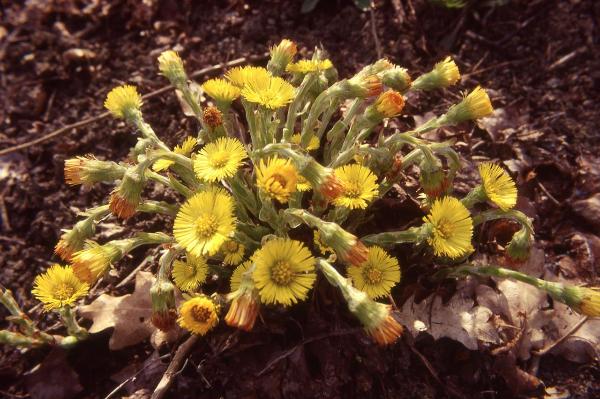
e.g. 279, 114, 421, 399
32, 264, 89, 311
241, 74, 295, 109
424, 197, 473, 258
177, 296, 219, 335
296, 175, 312, 192
446, 86, 493, 123
576, 287, 600, 317
347, 247, 401, 299
104, 85, 142, 119
221, 240, 245, 266
252, 239, 316, 306
173, 187, 236, 257
172, 255, 208, 292
158, 50, 186, 85
434, 56, 460, 87
153, 137, 197, 172
333, 164, 379, 209
193, 137, 247, 182
374, 90, 405, 118
291, 133, 320, 151
478, 162, 517, 211
313, 231, 334, 256
225, 66, 271, 88
202, 78, 241, 104
286, 59, 333, 74
71, 241, 121, 284
230, 260, 252, 292
256, 156, 298, 203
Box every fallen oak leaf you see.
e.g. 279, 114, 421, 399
79, 271, 157, 350
398, 280, 501, 350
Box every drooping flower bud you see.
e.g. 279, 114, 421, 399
158, 50, 187, 87
380, 66, 412, 92
444, 86, 493, 123
64, 156, 125, 186
150, 279, 177, 332
109, 166, 145, 219
104, 85, 143, 121
267, 39, 298, 75
412, 56, 460, 91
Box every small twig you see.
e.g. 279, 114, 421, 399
0, 195, 11, 232
547, 46, 586, 71
103, 353, 171, 399
537, 181, 560, 206
369, 7, 383, 59
116, 250, 158, 288
0, 54, 268, 156
532, 315, 589, 356
151, 334, 199, 399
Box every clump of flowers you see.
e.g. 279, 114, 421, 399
4, 39, 588, 355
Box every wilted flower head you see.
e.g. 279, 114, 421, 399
203, 106, 223, 128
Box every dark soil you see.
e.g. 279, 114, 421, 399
1, 0, 599, 398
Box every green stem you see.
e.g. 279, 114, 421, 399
284, 73, 317, 141
59, 307, 88, 340
361, 225, 428, 246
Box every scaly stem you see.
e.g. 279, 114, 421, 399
59, 307, 88, 340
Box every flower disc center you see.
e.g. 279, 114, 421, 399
271, 260, 294, 285
191, 305, 212, 323
363, 266, 383, 285
196, 215, 219, 239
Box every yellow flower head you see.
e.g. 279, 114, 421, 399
296, 175, 312, 192
230, 260, 252, 292
104, 85, 142, 120
202, 78, 241, 104
177, 296, 219, 335
153, 136, 197, 172
478, 162, 517, 211
576, 287, 600, 317
374, 90, 405, 118
291, 133, 320, 151
221, 240, 245, 266
333, 164, 379, 209
424, 197, 474, 258
347, 247, 401, 299
173, 187, 236, 257
434, 56, 460, 87
32, 264, 89, 311
286, 59, 334, 74
446, 86, 493, 123
193, 137, 246, 182
158, 50, 186, 85
226, 66, 271, 88
241, 74, 295, 109
313, 231, 334, 256
256, 156, 298, 203
64, 155, 124, 186
252, 239, 316, 306
172, 254, 208, 292
71, 241, 121, 284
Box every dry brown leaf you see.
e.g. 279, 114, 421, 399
548, 302, 600, 363
398, 281, 500, 350
79, 271, 157, 350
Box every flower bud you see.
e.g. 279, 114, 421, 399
225, 290, 260, 332
71, 240, 124, 284
505, 227, 532, 262
158, 50, 187, 87
412, 57, 460, 91
297, 157, 344, 201
380, 66, 412, 92
54, 218, 96, 262
64, 156, 125, 186
343, 75, 383, 98
419, 157, 450, 198
109, 166, 145, 219
151, 279, 177, 332
318, 222, 368, 266
267, 39, 297, 75
563, 286, 600, 317
365, 90, 405, 121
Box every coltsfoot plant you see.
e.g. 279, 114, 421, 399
2, 39, 599, 350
